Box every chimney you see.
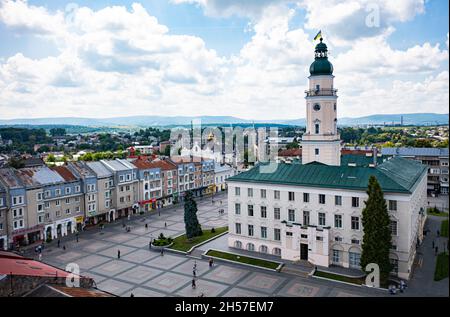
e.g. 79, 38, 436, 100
372, 147, 378, 166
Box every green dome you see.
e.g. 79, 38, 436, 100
309, 39, 333, 76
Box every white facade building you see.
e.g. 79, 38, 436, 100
226, 38, 428, 280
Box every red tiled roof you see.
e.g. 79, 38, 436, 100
0, 252, 72, 278
51, 166, 77, 182
278, 148, 302, 157
341, 149, 373, 155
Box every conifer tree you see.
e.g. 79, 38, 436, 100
361, 175, 392, 285
184, 191, 203, 239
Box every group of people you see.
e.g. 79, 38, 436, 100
389, 280, 407, 295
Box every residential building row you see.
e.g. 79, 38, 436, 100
0, 156, 236, 250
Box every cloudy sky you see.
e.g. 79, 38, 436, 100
0, 0, 448, 120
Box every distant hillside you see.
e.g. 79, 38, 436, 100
0, 113, 447, 128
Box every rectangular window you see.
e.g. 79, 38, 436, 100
260, 206, 267, 218
334, 215, 342, 228
351, 216, 360, 230
235, 203, 241, 215
315, 148, 320, 155
66, 209, 71, 215
288, 209, 295, 222
334, 236, 343, 242
55, 189, 61, 196
247, 188, 253, 197
274, 228, 281, 241
261, 226, 267, 239
37, 204, 44, 213
260, 189, 266, 199
37, 192, 43, 201
65, 187, 71, 195
303, 193, 309, 203
235, 223, 241, 234
248, 205, 254, 217
332, 250, 340, 264
248, 225, 254, 237
288, 191, 295, 201
235, 187, 240, 196
351, 239, 360, 245
388, 200, 397, 211
352, 197, 360, 208
274, 208, 281, 220
286, 232, 293, 236
390, 220, 398, 236
65, 198, 70, 204
55, 200, 60, 206
318, 212, 326, 226
319, 194, 326, 204
303, 210, 310, 226
349, 252, 361, 269
335, 195, 342, 206
274, 190, 280, 200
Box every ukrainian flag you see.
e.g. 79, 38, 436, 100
313, 30, 322, 41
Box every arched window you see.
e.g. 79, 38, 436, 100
272, 248, 282, 256
247, 243, 255, 251
259, 245, 268, 253
234, 241, 242, 249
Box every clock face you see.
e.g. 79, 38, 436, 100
313, 104, 321, 111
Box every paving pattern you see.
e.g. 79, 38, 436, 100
37, 193, 393, 297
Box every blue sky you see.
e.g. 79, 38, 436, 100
0, 0, 448, 119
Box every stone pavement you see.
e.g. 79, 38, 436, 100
403, 215, 449, 297
32, 192, 408, 297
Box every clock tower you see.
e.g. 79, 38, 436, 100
302, 38, 341, 166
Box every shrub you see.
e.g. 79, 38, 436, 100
211, 228, 216, 233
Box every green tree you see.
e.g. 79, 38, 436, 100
361, 176, 392, 286
163, 145, 171, 156
46, 154, 56, 163
183, 191, 203, 239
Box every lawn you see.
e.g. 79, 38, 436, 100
434, 253, 449, 281
169, 227, 228, 252
427, 208, 449, 217
441, 219, 449, 238
205, 249, 280, 270
314, 270, 365, 285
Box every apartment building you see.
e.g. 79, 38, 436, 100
100, 159, 139, 218
0, 166, 84, 248
201, 159, 215, 195
148, 159, 178, 206
85, 161, 115, 223
132, 158, 162, 212
0, 182, 7, 250
214, 163, 236, 192
171, 157, 196, 200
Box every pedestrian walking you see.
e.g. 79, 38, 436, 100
435, 246, 438, 255
63, 245, 66, 251
432, 240, 435, 249
164, 222, 167, 228
38, 253, 42, 261
145, 223, 148, 229
149, 240, 152, 250
57, 239, 61, 248
209, 258, 213, 268
118, 249, 121, 259
192, 279, 196, 289
160, 248, 164, 256
128, 214, 131, 221
437, 230, 440, 237
193, 269, 196, 277
76, 233, 79, 243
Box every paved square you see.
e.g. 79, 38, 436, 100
97, 279, 134, 295
99, 246, 137, 258
91, 260, 136, 276
202, 265, 249, 285
221, 287, 268, 297
277, 280, 322, 297
238, 272, 286, 294
176, 279, 229, 297
144, 272, 191, 293
82, 241, 114, 252
123, 236, 153, 248
73, 254, 111, 271
54, 250, 86, 263
145, 254, 188, 270
115, 266, 164, 284
121, 249, 160, 263
172, 259, 211, 277
102, 233, 137, 244
128, 287, 168, 297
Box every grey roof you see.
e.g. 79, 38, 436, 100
0, 168, 22, 188
68, 162, 96, 178
0, 181, 5, 193
214, 163, 234, 173
14, 167, 65, 187
381, 147, 449, 157
100, 159, 136, 172
86, 161, 113, 178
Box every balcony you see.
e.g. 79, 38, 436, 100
305, 88, 338, 97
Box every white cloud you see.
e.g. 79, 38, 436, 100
0, 0, 447, 121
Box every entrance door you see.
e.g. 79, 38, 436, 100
300, 243, 308, 261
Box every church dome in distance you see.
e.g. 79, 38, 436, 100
309, 38, 333, 76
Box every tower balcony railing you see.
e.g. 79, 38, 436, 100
305, 88, 338, 97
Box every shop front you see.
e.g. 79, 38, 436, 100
12, 225, 44, 247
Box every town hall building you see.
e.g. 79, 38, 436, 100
226, 38, 428, 280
